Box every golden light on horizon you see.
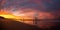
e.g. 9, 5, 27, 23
0, 14, 21, 19
0, 8, 36, 20
0, 10, 20, 19
0, 11, 34, 20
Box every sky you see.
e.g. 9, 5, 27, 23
0, 0, 60, 18
0, 0, 60, 12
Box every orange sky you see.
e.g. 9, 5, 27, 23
0, 10, 21, 19
0, 10, 35, 19
0, 8, 56, 20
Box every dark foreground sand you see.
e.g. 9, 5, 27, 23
0, 16, 60, 30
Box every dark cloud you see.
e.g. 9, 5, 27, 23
0, 0, 60, 12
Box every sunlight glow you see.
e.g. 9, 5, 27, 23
0, 14, 20, 19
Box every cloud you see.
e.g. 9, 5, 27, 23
0, 0, 60, 12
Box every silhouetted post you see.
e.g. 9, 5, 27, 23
34, 13, 38, 25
